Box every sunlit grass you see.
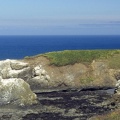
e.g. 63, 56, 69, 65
43, 50, 120, 66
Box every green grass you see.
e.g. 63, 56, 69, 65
43, 50, 120, 66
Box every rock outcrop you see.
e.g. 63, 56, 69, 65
0, 57, 120, 106
0, 59, 37, 106
115, 79, 120, 95
108, 69, 120, 94
0, 78, 37, 106
91, 61, 116, 87
23, 56, 119, 91
28, 65, 52, 91
0, 59, 30, 79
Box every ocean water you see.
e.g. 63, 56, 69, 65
0, 35, 120, 60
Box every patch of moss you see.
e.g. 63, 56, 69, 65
43, 50, 120, 66
80, 77, 94, 85
24, 56, 30, 59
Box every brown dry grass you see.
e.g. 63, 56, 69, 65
91, 109, 120, 120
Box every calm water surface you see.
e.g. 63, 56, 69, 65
0, 35, 120, 59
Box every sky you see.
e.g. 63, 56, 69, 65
0, 0, 120, 35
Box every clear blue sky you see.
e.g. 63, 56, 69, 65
0, 0, 120, 35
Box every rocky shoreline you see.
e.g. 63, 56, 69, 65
0, 89, 119, 120
0, 55, 120, 119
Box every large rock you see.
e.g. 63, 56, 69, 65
27, 65, 51, 90
0, 59, 38, 106
0, 59, 31, 79
10, 60, 28, 70
0, 59, 52, 92
0, 78, 37, 106
115, 80, 120, 94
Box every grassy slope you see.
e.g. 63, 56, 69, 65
24, 50, 120, 68
43, 50, 120, 68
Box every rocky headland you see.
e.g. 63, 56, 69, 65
0, 50, 120, 120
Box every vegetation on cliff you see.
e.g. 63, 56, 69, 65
43, 50, 120, 67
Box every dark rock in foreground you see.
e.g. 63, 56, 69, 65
0, 90, 118, 120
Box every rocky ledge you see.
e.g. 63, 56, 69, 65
0, 56, 120, 119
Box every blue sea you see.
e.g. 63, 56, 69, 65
0, 35, 120, 60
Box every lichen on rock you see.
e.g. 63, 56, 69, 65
0, 59, 31, 79
0, 59, 37, 106
115, 79, 120, 95
0, 78, 37, 106
30, 65, 51, 89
